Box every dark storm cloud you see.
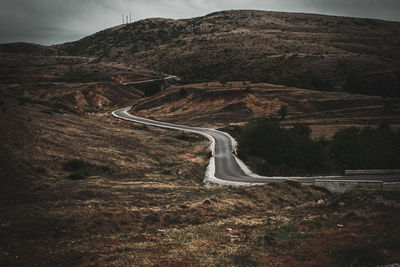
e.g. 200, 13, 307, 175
1, 0, 399, 45
305, 0, 400, 20
0, 0, 124, 45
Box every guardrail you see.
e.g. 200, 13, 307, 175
345, 170, 400, 175
315, 180, 383, 193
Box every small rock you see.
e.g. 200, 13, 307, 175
338, 202, 345, 208
337, 224, 344, 228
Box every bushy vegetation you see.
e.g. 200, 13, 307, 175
330, 245, 386, 266
330, 124, 400, 169
276, 71, 335, 92
278, 104, 288, 120
260, 222, 299, 247
178, 87, 187, 96
344, 71, 400, 97
63, 159, 112, 180
175, 132, 204, 142
225, 119, 400, 176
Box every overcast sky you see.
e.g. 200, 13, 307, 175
1, 0, 399, 45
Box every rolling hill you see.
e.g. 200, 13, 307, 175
59, 10, 400, 96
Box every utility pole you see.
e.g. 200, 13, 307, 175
130, 12, 132, 24
122, 14, 124, 24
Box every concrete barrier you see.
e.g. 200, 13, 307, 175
345, 170, 400, 176
314, 179, 383, 193
383, 182, 400, 191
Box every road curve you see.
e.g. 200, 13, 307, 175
112, 107, 354, 186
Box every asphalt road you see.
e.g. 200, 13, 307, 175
122, 75, 178, 85
113, 107, 400, 185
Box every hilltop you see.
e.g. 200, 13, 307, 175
59, 10, 400, 96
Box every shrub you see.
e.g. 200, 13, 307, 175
260, 223, 299, 247
63, 159, 86, 171
40, 109, 53, 115
330, 245, 386, 266
68, 172, 87, 180
278, 104, 288, 120
344, 72, 400, 97
99, 165, 112, 173
179, 87, 187, 96
218, 77, 229, 86
232, 250, 261, 267
277, 71, 334, 92
33, 167, 46, 174
63, 159, 113, 180
175, 132, 203, 142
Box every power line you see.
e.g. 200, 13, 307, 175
122, 13, 133, 25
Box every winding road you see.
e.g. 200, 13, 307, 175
113, 107, 288, 185
112, 74, 400, 187
113, 107, 400, 186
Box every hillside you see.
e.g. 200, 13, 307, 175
130, 82, 400, 135
0, 42, 57, 55
59, 10, 400, 96
0, 49, 163, 113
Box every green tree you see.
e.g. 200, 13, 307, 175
278, 105, 288, 120
219, 77, 229, 87
179, 87, 187, 96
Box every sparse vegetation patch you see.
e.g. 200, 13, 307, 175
63, 159, 113, 180
330, 245, 387, 267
